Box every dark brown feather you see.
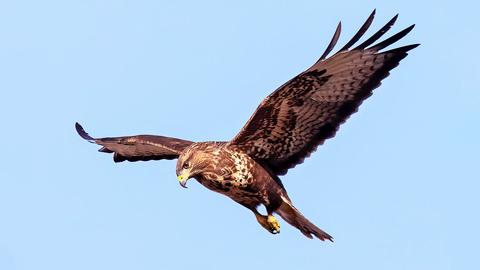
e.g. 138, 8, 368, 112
337, 9, 376, 52
75, 122, 193, 162
354, 14, 398, 50
230, 13, 418, 175
317, 22, 342, 62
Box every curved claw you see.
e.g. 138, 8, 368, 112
267, 215, 281, 234
255, 213, 281, 234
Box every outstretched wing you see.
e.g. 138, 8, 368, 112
230, 10, 418, 175
75, 122, 193, 162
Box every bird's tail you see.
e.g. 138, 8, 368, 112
275, 196, 333, 241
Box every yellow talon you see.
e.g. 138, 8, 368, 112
267, 215, 281, 234
254, 212, 281, 234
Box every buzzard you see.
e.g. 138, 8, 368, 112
76, 10, 418, 241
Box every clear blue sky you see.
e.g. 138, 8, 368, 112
0, 1, 478, 269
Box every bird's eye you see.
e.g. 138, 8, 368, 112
183, 162, 190, 169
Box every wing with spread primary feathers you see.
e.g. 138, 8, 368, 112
75, 122, 193, 162
230, 10, 418, 175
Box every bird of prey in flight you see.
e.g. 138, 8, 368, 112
76, 10, 418, 241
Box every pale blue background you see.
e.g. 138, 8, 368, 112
0, 1, 478, 269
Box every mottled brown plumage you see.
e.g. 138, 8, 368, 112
76, 10, 418, 241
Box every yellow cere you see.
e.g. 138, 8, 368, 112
178, 175, 183, 181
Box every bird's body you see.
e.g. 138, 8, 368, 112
177, 141, 333, 239
179, 143, 275, 206
76, 10, 418, 241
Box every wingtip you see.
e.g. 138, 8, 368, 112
389, 13, 399, 27
316, 21, 342, 63
334, 21, 342, 35
337, 10, 377, 53
401, 43, 421, 53
369, 22, 417, 51
408, 43, 420, 50
75, 122, 95, 142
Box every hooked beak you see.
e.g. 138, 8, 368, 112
177, 174, 189, 188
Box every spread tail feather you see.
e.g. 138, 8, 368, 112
276, 197, 333, 241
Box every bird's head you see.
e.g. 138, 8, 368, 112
176, 143, 215, 188
176, 156, 195, 188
